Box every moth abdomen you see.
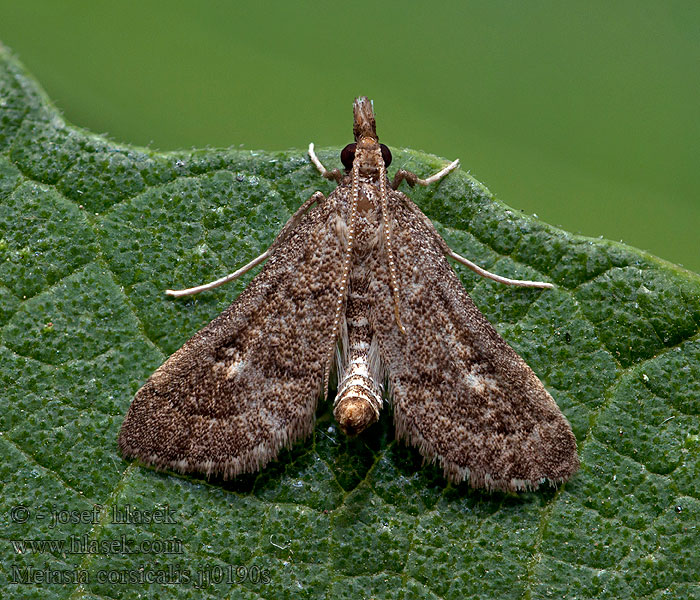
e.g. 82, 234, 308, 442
334, 287, 383, 436
334, 353, 382, 435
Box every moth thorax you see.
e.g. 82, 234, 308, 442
334, 355, 382, 436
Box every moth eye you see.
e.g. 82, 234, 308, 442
380, 144, 392, 167
340, 143, 356, 171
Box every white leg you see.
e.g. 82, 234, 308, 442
396, 163, 551, 290
308, 143, 328, 176
392, 158, 460, 190
416, 158, 460, 186
165, 250, 271, 297
166, 191, 326, 298
448, 250, 554, 289
309, 143, 343, 182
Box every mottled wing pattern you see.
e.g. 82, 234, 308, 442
368, 191, 579, 491
118, 192, 345, 478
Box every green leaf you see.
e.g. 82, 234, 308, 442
0, 44, 698, 600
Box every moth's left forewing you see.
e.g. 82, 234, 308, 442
368, 190, 579, 492
118, 191, 346, 479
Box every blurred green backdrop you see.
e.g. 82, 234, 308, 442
1, 1, 698, 273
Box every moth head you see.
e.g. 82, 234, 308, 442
353, 96, 377, 141
340, 142, 392, 173
344, 96, 393, 176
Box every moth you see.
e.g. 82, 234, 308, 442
118, 97, 579, 492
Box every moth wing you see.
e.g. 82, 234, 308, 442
118, 193, 344, 478
369, 193, 579, 491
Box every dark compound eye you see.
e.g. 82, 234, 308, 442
340, 143, 356, 171
380, 144, 392, 167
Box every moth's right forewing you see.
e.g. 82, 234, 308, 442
369, 192, 579, 492
118, 192, 346, 478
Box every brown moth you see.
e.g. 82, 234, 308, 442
118, 97, 579, 492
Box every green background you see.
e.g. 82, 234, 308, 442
0, 22, 699, 600
1, 3, 699, 599
0, 0, 698, 273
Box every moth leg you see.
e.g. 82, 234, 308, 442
270, 191, 326, 250
399, 190, 555, 290
392, 158, 460, 189
308, 142, 343, 183
165, 251, 271, 297
166, 190, 326, 298
447, 250, 554, 289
